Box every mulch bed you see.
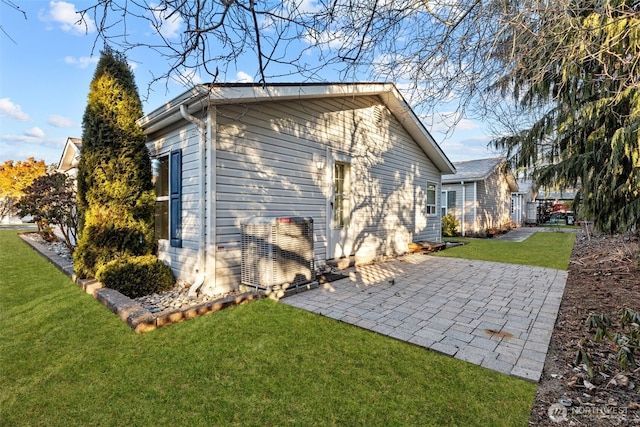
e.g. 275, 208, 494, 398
529, 232, 640, 425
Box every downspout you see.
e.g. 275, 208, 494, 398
460, 181, 466, 237
180, 104, 207, 296
473, 181, 478, 234
203, 108, 217, 296
460, 181, 465, 237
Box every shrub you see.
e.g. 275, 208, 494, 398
96, 255, 175, 298
16, 172, 77, 251
442, 213, 460, 237
74, 213, 154, 279
75, 48, 155, 279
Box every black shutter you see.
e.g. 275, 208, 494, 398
170, 150, 182, 247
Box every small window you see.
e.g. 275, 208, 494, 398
155, 156, 169, 241
169, 150, 182, 247
447, 191, 456, 210
441, 190, 457, 216
153, 150, 182, 247
426, 183, 437, 215
334, 162, 350, 229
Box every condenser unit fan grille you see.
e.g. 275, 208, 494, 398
241, 217, 314, 289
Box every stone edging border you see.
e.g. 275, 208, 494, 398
18, 232, 262, 333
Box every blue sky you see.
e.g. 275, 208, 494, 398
0, 1, 500, 167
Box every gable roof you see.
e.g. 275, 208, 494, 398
536, 186, 579, 201
57, 137, 82, 173
138, 82, 456, 174
443, 157, 518, 191
516, 178, 580, 200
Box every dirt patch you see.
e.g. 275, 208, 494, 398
529, 232, 640, 425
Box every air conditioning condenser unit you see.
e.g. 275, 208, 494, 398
241, 216, 316, 291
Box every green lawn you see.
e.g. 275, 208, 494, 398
435, 231, 576, 270
1, 230, 536, 426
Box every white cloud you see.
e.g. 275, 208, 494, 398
24, 127, 45, 138
438, 135, 501, 162
235, 71, 254, 83
0, 137, 66, 165
295, 0, 321, 13
422, 111, 481, 134
150, 4, 183, 39
455, 119, 482, 132
64, 55, 135, 71
64, 55, 99, 69
304, 28, 350, 50
1, 134, 42, 144
41, 1, 96, 35
0, 99, 30, 121
48, 115, 74, 127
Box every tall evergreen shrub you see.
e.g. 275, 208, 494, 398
74, 47, 155, 279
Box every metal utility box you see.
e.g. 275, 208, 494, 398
241, 217, 315, 290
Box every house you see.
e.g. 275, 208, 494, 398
54, 137, 82, 246
138, 82, 455, 294
441, 157, 518, 236
57, 137, 82, 177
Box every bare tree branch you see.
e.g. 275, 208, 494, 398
72, 1, 640, 137
0, 0, 27, 44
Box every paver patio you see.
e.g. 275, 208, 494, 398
281, 253, 567, 382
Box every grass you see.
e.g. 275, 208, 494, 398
0, 230, 536, 426
436, 231, 576, 270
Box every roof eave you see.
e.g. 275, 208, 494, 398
137, 85, 210, 134
57, 137, 81, 171
442, 158, 509, 184
138, 83, 456, 173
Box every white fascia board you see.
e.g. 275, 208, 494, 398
442, 175, 479, 184
137, 85, 210, 134
139, 83, 390, 133
57, 137, 81, 172
207, 82, 396, 104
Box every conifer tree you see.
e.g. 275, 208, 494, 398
491, 1, 640, 233
74, 47, 155, 278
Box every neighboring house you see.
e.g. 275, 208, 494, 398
55, 137, 82, 246
536, 186, 579, 207
514, 178, 536, 225
139, 82, 456, 294
441, 157, 518, 236
516, 179, 581, 224
57, 137, 82, 177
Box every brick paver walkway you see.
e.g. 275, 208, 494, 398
281, 254, 567, 382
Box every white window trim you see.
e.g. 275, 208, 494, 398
426, 182, 437, 216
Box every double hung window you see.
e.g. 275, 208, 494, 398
154, 150, 182, 247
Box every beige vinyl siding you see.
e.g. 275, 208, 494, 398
464, 183, 477, 233
443, 166, 513, 236
214, 95, 442, 289
476, 168, 512, 230
442, 182, 476, 235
